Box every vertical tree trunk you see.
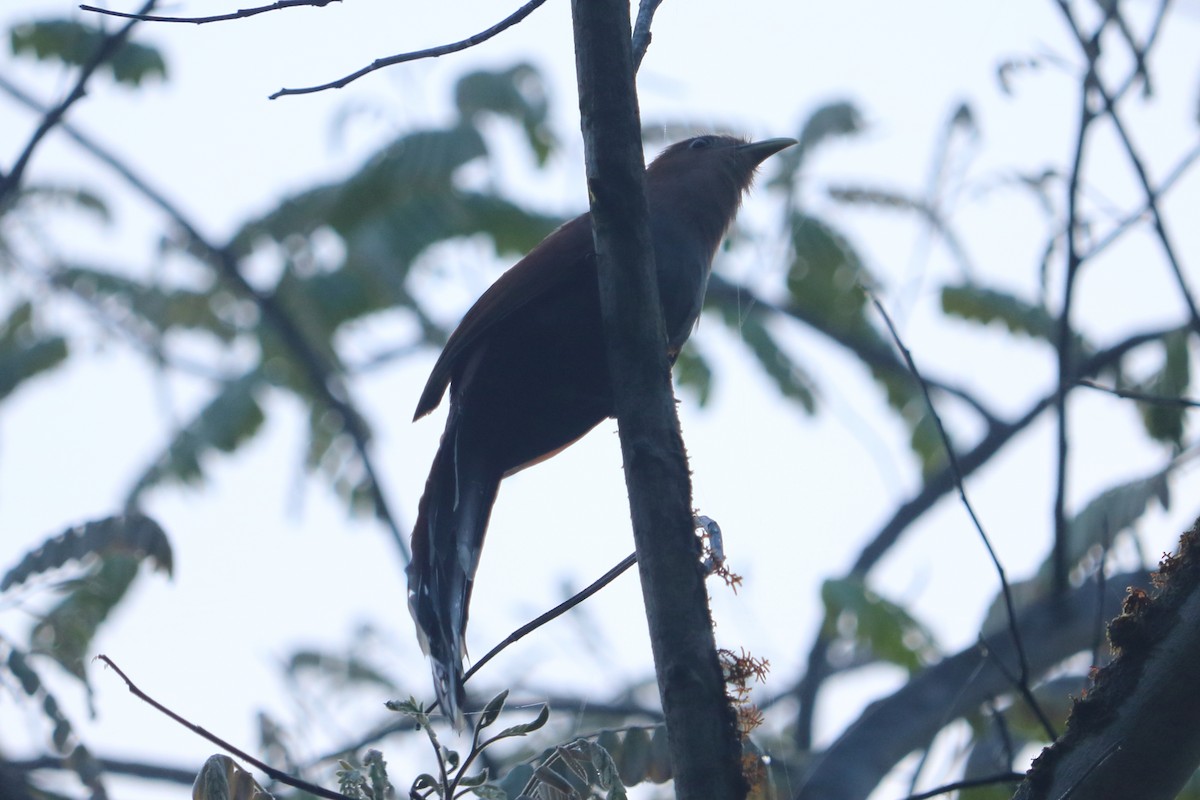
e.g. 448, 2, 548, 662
569, 2, 747, 799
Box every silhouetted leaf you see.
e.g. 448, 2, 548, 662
477, 690, 509, 732
10, 19, 166, 86
1, 513, 172, 592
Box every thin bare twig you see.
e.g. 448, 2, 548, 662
269, 0, 550, 99
80, 0, 338, 24
98, 655, 355, 800
0, 0, 156, 205
869, 293, 1058, 742
464, 552, 637, 686
419, 552, 639, 718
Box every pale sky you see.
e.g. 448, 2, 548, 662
2, 2, 1199, 798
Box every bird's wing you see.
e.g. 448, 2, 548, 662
413, 214, 595, 419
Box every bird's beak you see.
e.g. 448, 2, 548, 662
738, 137, 798, 164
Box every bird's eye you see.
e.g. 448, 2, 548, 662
688, 137, 712, 150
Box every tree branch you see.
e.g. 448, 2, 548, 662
80, 0, 338, 25
630, 0, 664, 70
269, 0, 550, 99
98, 656, 355, 800
1015, 521, 1200, 799
571, 1, 745, 798
793, 570, 1150, 800
792, 324, 1183, 746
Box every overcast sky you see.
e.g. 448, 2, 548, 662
2, 2, 1199, 798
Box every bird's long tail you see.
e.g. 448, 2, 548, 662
407, 410, 501, 728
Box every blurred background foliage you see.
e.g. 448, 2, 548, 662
1, 5, 1198, 800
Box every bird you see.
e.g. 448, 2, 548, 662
407, 134, 797, 724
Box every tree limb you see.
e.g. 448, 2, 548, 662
571, 1, 746, 798
794, 570, 1150, 800
269, 0, 550, 99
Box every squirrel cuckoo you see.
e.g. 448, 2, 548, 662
408, 134, 796, 722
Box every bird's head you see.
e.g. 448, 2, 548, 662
645, 135, 796, 253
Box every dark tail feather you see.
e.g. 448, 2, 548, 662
407, 413, 501, 728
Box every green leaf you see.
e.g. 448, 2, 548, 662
10, 19, 167, 86
517, 739, 628, 800
1, 643, 107, 794
33, 554, 139, 681
820, 576, 938, 672
57, 265, 239, 342
471, 783, 507, 800
455, 63, 556, 165
1, 512, 172, 592
1039, 466, 1171, 585
589, 727, 671, 788
411, 773, 440, 793
194, 754, 271, 800
489, 703, 549, 742
709, 304, 816, 413
941, 284, 1091, 360
457, 769, 490, 789
4, 515, 166, 683
786, 213, 876, 345
1130, 329, 1190, 446
237, 125, 560, 337
672, 346, 713, 406
769, 100, 865, 186
781, 215, 948, 471
475, 689, 509, 732
0, 301, 68, 402
127, 370, 265, 503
